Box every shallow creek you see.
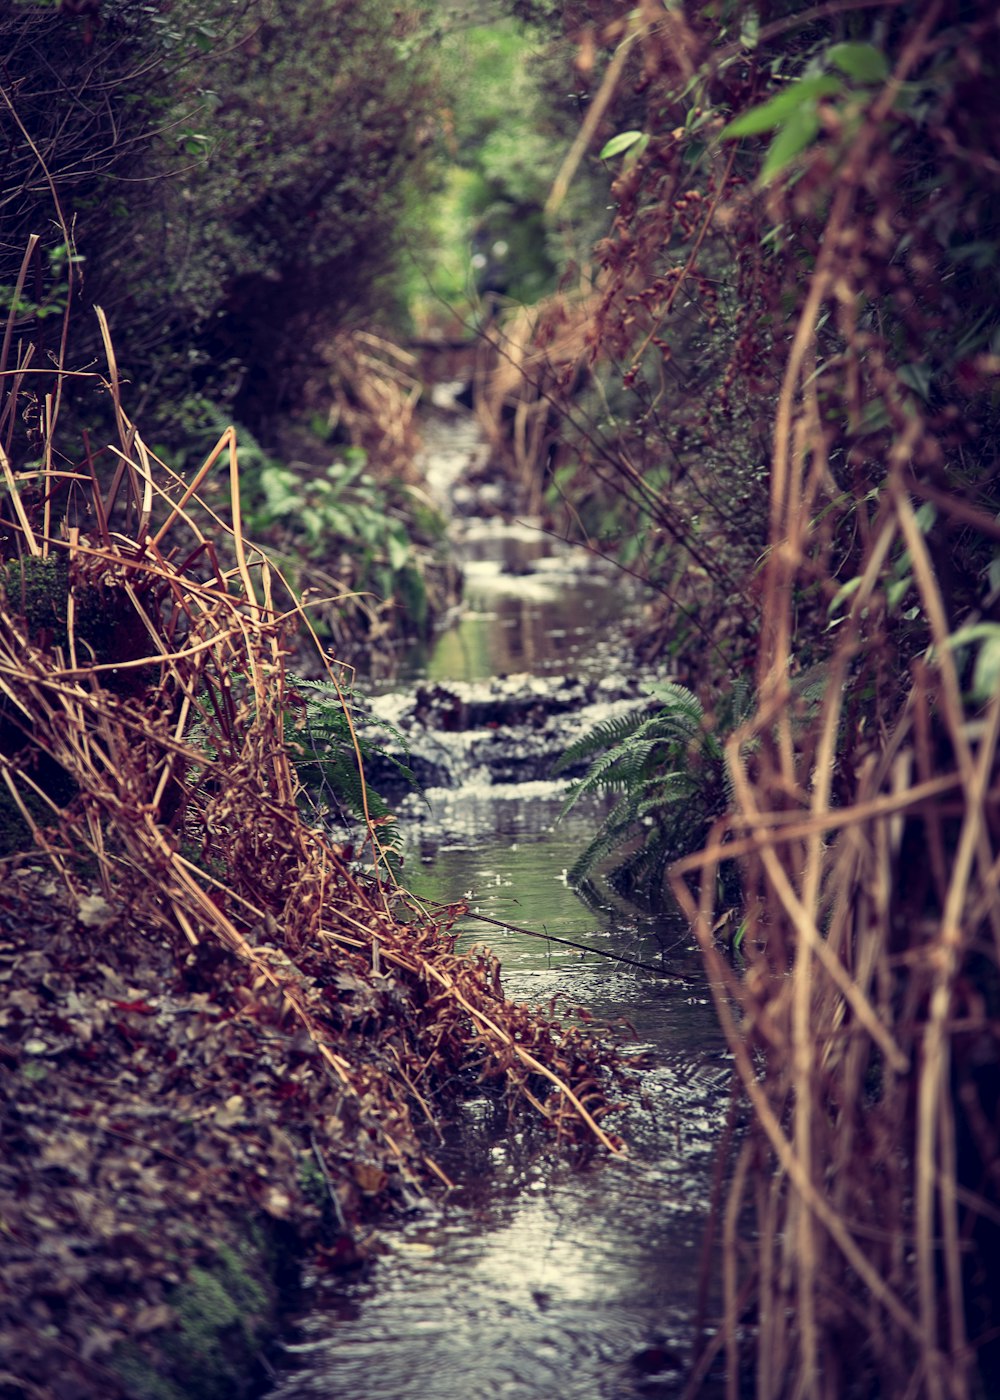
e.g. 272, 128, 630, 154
269, 408, 732, 1399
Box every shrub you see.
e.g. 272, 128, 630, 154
554, 680, 752, 905
0, 1, 438, 447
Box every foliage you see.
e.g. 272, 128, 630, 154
718, 38, 893, 186
492, 0, 1000, 693
0, 327, 626, 1399
0, 0, 439, 447
508, 3, 1000, 1396
246, 447, 436, 658
287, 679, 421, 881
153, 387, 447, 672
247, 451, 408, 569
406, 13, 577, 330
554, 681, 737, 901
150, 0, 437, 427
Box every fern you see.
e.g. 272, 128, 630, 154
555, 681, 733, 906
286, 680, 419, 880
555, 707, 654, 772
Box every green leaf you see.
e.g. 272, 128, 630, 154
387, 526, 411, 572
599, 130, 645, 160
972, 632, 1000, 701
898, 363, 933, 400
300, 506, 324, 542
887, 576, 911, 612
946, 623, 1000, 649
829, 574, 863, 614
327, 457, 367, 495
721, 76, 841, 138
826, 42, 889, 85
322, 506, 355, 538
945, 622, 1000, 700
857, 397, 892, 434
740, 9, 760, 50
258, 465, 298, 513
759, 104, 820, 183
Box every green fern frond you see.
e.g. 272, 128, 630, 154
633, 777, 694, 821
628, 711, 699, 748
284, 681, 421, 883
723, 676, 755, 728
555, 677, 743, 904
613, 837, 673, 896
566, 794, 639, 885
642, 681, 704, 731
553, 705, 650, 773
562, 737, 671, 811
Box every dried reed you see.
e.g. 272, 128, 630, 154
666, 15, 1000, 1393
0, 308, 624, 1179
324, 328, 424, 480
474, 288, 601, 515
673, 489, 999, 1399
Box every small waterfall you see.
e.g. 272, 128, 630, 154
361, 674, 652, 801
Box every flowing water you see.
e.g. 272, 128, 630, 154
269, 406, 732, 1399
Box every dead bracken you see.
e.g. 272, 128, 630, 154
0, 312, 623, 1398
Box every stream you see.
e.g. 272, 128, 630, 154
269, 402, 733, 1399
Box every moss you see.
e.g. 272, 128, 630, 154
0, 770, 75, 857
112, 1223, 285, 1400
0, 555, 69, 647
0, 786, 33, 857
112, 1346, 188, 1400
298, 1154, 328, 1213
0, 554, 154, 671
161, 1266, 266, 1397
212, 1237, 271, 1319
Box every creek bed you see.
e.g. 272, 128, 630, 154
268, 412, 731, 1399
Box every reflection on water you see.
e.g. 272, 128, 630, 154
274, 1106, 726, 1400
392, 520, 633, 688
272, 780, 731, 1400
400, 784, 703, 1022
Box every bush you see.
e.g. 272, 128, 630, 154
0, 1, 438, 445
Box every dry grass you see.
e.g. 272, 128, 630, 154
474, 178, 1000, 1400
672, 536, 1000, 1396
473, 288, 600, 513
474, 7, 1000, 1393
0, 307, 624, 1174
322, 328, 425, 481
665, 58, 1000, 1400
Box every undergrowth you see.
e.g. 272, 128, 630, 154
554, 679, 752, 905
0, 297, 625, 1162
162, 396, 444, 672
287, 679, 420, 881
